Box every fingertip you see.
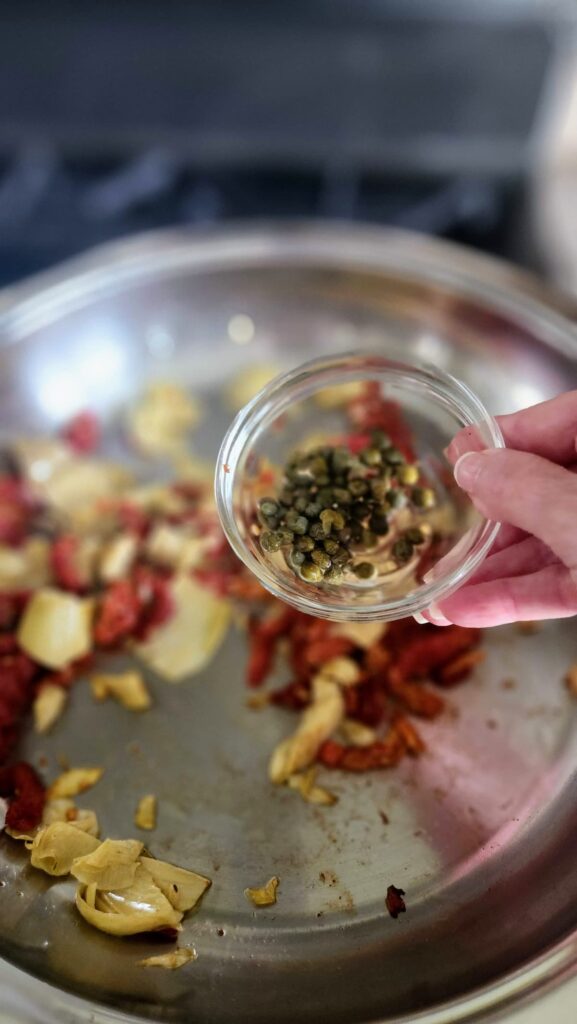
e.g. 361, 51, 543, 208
414, 605, 452, 627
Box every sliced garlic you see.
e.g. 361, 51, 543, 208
339, 719, 378, 748
48, 767, 104, 800
244, 876, 279, 907
90, 670, 152, 711
135, 575, 230, 682
333, 621, 387, 649
129, 382, 201, 457
0, 538, 51, 593
27, 822, 100, 876
269, 675, 344, 784
287, 767, 338, 806
98, 533, 138, 583
33, 684, 68, 734
135, 794, 157, 831
42, 799, 100, 837
139, 856, 211, 913
71, 838, 142, 890
139, 947, 197, 970
319, 656, 361, 687
18, 588, 93, 669
75, 865, 183, 936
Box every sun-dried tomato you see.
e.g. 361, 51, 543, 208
115, 502, 151, 539
94, 580, 140, 647
0, 761, 46, 832
305, 636, 354, 667
393, 715, 425, 756
319, 732, 405, 772
317, 739, 345, 768
132, 568, 174, 642
0, 477, 32, 548
352, 677, 391, 726
0, 593, 30, 632
51, 535, 87, 592
387, 674, 444, 719
435, 649, 486, 686
61, 411, 101, 453
346, 385, 416, 461
394, 626, 481, 682
269, 679, 311, 710
37, 653, 95, 692
385, 884, 406, 919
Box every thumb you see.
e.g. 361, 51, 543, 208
454, 449, 577, 568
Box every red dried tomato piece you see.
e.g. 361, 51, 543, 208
61, 411, 101, 453
269, 679, 311, 710
317, 739, 345, 768
386, 884, 406, 919
116, 502, 151, 539
94, 580, 140, 647
51, 535, 87, 592
387, 674, 444, 719
394, 626, 481, 683
304, 636, 353, 667
133, 569, 174, 642
393, 715, 426, 756
0, 761, 46, 832
0, 592, 30, 631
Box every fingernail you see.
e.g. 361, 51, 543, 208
454, 451, 485, 491
420, 604, 452, 627
413, 612, 428, 624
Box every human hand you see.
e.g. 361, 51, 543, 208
418, 390, 577, 627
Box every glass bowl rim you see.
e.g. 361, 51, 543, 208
215, 351, 505, 621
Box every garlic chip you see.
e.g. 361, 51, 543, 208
71, 838, 143, 890
287, 767, 338, 806
135, 795, 157, 831
90, 671, 152, 711
135, 575, 230, 682
18, 589, 93, 670
128, 382, 201, 457
75, 866, 183, 936
269, 676, 344, 784
43, 799, 100, 837
339, 719, 378, 748
48, 767, 104, 800
139, 856, 211, 913
0, 538, 51, 593
33, 684, 68, 733
333, 621, 387, 649
319, 656, 361, 687
139, 947, 197, 970
244, 876, 279, 907
98, 533, 138, 584
27, 823, 100, 876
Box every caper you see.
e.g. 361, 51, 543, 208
310, 522, 326, 541
411, 486, 436, 509
392, 537, 414, 563
279, 488, 294, 507
316, 487, 335, 508
276, 528, 295, 545
331, 447, 353, 473
405, 526, 426, 545
350, 501, 367, 521
311, 549, 332, 570
338, 526, 353, 544
291, 548, 306, 566
258, 498, 280, 517
332, 487, 352, 506
295, 535, 315, 553
353, 561, 377, 580
371, 430, 392, 450
305, 501, 322, 518
385, 448, 405, 466
397, 464, 420, 486
331, 545, 352, 567
360, 447, 382, 467
258, 511, 279, 530
320, 509, 345, 534
370, 478, 390, 503
290, 514, 309, 535
323, 538, 340, 556
385, 488, 404, 509
293, 495, 309, 513
368, 511, 389, 536
260, 531, 283, 553
300, 561, 324, 582
349, 478, 369, 497
325, 566, 344, 583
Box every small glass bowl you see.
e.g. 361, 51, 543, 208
215, 352, 504, 621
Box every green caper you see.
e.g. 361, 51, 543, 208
392, 537, 414, 563
385, 488, 404, 508
258, 498, 280, 517
397, 464, 420, 486
370, 478, 390, 503
260, 531, 283, 553
338, 526, 353, 544
332, 487, 352, 506
360, 447, 382, 467
371, 430, 392, 450
290, 514, 309, 535
320, 509, 346, 534
310, 522, 326, 541
325, 566, 344, 583
311, 549, 332, 570
300, 561, 324, 582
279, 487, 294, 507
405, 526, 426, 545
305, 501, 322, 518
385, 448, 405, 466
258, 511, 279, 530
331, 447, 353, 473
276, 528, 295, 545
293, 495, 309, 513
323, 538, 340, 556
353, 561, 377, 580
291, 548, 306, 566
368, 511, 389, 535
316, 488, 335, 508
348, 478, 369, 497
331, 546, 352, 567
411, 486, 436, 509
295, 535, 315, 553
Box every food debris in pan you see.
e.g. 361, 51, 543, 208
139, 946, 197, 970
135, 794, 157, 831
386, 884, 406, 919
244, 876, 280, 907
564, 664, 577, 698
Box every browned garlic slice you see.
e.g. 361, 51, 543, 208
339, 719, 378, 748
269, 675, 344, 784
75, 865, 183, 936
128, 382, 201, 457
18, 589, 93, 669
139, 947, 197, 970
135, 794, 157, 831
244, 876, 279, 907
287, 767, 338, 806
42, 799, 100, 837
90, 670, 152, 711
71, 838, 143, 890
48, 767, 104, 800
134, 575, 230, 682
27, 823, 100, 876
33, 684, 68, 734
139, 856, 211, 913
